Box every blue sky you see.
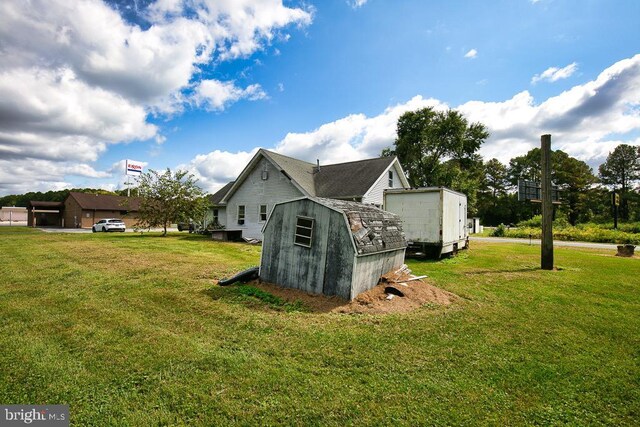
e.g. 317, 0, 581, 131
0, 0, 639, 195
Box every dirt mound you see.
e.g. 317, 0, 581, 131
334, 279, 456, 314
238, 265, 456, 314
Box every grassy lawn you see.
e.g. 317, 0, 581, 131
1, 227, 638, 425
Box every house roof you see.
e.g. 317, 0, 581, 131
310, 197, 407, 255
314, 156, 396, 199
28, 201, 64, 208
67, 192, 141, 211
209, 181, 235, 205
261, 150, 317, 194
221, 149, 406, 204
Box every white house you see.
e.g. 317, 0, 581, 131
210, 149, 410, 239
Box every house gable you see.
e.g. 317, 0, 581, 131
221, 149, 315, 204
361, 158, 410, 206
224, 152, 306, 239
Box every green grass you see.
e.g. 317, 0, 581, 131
1, 227, 639, 425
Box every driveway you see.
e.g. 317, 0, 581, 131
36, 227, 180, 233
470, 236, 621, 250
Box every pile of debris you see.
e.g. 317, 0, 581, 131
334, 264, 457, 314
379, 264, 428, 300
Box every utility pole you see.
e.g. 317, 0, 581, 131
541, 134, 554, 270
613, 192, 619, 229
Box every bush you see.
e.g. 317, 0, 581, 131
491, 223, 507, 237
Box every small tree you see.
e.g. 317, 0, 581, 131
133, 168, 209, 236
598, 144, 640, 220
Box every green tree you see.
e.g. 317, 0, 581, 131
385, 107, 489, 187
554, 152, 597, 225
134, 169, 209, 236
483, 158, 510, 201
383, 107, 488, 213
508, 148, 597, 225
598, 144, 640, 220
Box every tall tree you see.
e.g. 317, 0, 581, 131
385, 107, 489, 187
483, 158, 510, 201
598, 144, 640, 220
134, 169, 209, 236
554, 152, 597, 225
383, 107, 488, 213
508, 148, 597, 225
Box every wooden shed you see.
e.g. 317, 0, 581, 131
260, 197, 407, 300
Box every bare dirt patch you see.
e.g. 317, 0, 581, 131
217, 272, 457, 315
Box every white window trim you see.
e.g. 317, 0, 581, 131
259, 204, 268, 222
237, 205, 245, 225
294, 216, 314, 248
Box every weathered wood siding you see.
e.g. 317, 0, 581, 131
351, 250, 406, 299
225, 158, 304, 239
260, 199, 355, 300
362, 161, 408, 206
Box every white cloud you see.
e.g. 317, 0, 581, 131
531, 62, 578, 84
178, 149, 259, 193
193, 80, 267, 111
0, 0, 312, 195
348, 0, 369, 9
183, 54, 640, 192
464, 49, 478, 59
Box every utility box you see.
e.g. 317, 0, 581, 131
384, 187, 468, 258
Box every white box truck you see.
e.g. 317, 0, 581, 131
383, 187, 468, 258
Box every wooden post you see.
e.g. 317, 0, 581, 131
541, 134, 554, 270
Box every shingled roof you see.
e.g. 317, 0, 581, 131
312, 197, 406, 255
209, 181, 235, 205
314, 156, 396, 198
67, 192, 141, 211
221, 149, 404, 204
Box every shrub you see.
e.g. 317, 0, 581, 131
492, 223, 507, 237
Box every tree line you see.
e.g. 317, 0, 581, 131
384, 107, 640, 226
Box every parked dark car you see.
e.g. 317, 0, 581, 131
177, 222, 194, 232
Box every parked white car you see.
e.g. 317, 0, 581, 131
92, 219, 126, 232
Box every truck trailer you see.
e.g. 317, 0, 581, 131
383, 187, 468, 258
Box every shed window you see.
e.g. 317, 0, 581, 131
294, 216, 314, 248
237, 205, 245, 225
388, 170, 394, 187
259, 204, 268, 222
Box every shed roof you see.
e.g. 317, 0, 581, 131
309, 197, 406, 255
67, 192, 140, 211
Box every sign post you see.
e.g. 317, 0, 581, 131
125, 159, 144, 197
541, 134, 553, 270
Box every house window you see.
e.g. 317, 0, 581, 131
294, 216, 314, 248
388, 170, 394, 187
213, 209, 219, 224
259, 205, 268, 222
237, 205, 245, 225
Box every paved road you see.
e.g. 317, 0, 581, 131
470, 236, 621, 250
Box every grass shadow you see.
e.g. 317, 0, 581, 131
203, 281, 350, 314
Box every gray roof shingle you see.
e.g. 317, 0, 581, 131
314, 156, 395, 199
312, 197, 407, 254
